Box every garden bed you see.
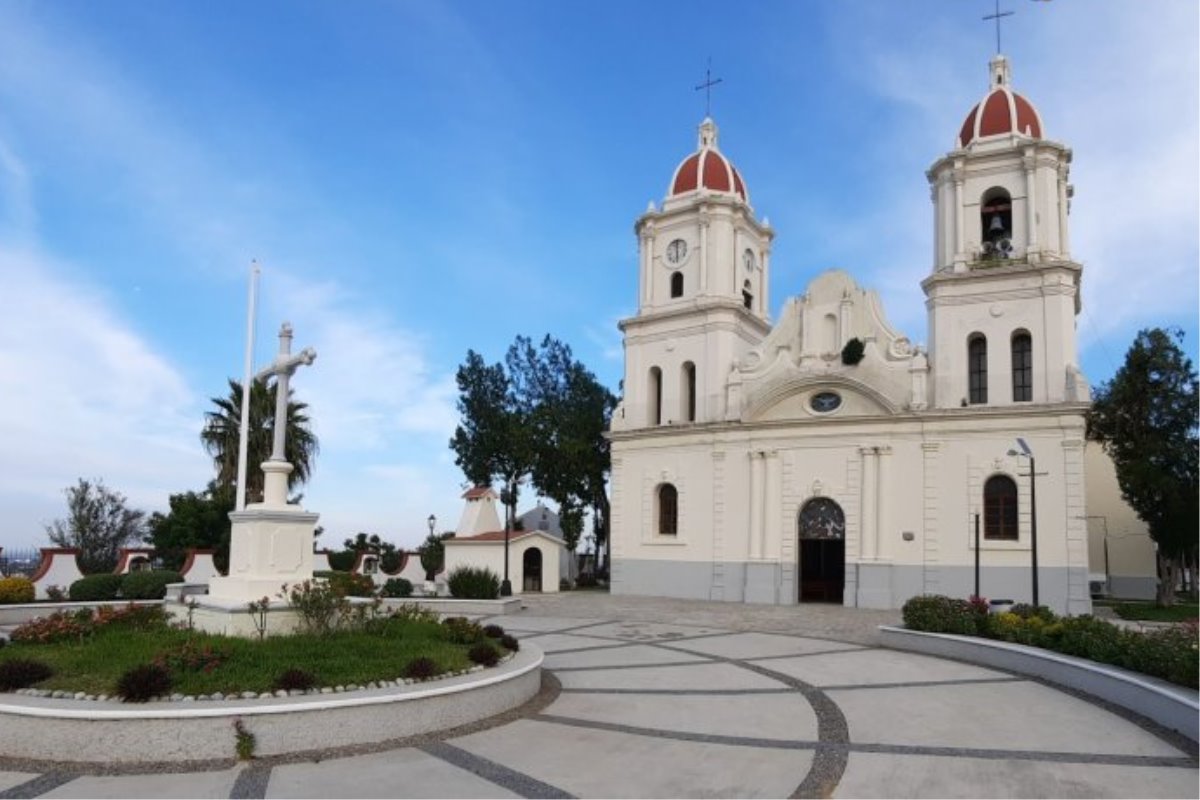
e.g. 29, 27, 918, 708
0, 604, 518, 700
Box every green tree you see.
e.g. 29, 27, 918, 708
418, 531, 452, 581
450, 350, 534, 548
144, 481, 235, 572
1088, 327, 1198, 606
558, 499, 585, 582
332, 532, 402, 573
200, 378, 319, 504
506, 335, 617, 570
45, 478, 147, 574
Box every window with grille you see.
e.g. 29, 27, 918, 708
983, 475, 1018, 540
1012, 332, 1032, 402
969, 335, 988, 404
657, 484, 678, 535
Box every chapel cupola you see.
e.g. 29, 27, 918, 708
667, 118, 749, 205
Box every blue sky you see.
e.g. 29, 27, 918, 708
1, 1, 1196, 551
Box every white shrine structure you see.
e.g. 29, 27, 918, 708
608, 55, 1098, 614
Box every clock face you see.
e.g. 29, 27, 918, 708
810, 391, 842, 413
666, 239, 688, 264
743, 248, 756, 272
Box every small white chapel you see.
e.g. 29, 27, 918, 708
608, 54, 1102, 615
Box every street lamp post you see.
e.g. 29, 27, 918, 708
1008, 438, 1039, 607
499, 487, 513, 597
427, 514, 436, 539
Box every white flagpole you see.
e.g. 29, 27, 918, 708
235, 260, 261, 511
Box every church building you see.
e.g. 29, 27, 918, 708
608, 55, 1095, 615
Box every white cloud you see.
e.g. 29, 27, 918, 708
0, 244, 210, 543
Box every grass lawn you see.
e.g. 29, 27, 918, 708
0, 609, 509, 697
1108, 601, 1200, 623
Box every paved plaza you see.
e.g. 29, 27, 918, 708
0, 594, 1195, 798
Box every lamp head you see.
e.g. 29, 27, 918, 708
1007, 449, 1019, 457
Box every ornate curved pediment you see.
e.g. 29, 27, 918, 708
744, 372, 901, 422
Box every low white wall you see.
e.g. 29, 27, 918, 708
180, 550, 222, 585
879, 626, 1199, 743
29, 550, 85, 600
0, 646, 542, 763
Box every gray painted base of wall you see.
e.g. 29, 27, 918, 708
613, 558, 1092, 614
1107, 575, 1157, 601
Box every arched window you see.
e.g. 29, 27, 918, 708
681, 361, 696, 422
983, 475, 1018, 540
798, 498, 846, 539
670, 271, 684, 298
657, 483, 678, 535
980, 187, 1013, 259
742, 279, 753, 310
968, 334, 988, 404
648, 366, 662, 426
1011, 331, 1032, 402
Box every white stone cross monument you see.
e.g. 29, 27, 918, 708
206, 322, 321, 610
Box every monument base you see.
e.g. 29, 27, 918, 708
164, 595, 307, 638
207, 502, 320, 605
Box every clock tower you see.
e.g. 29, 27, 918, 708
613, 117, 774, 431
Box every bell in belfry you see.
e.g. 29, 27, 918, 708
988, 213, 1007, 239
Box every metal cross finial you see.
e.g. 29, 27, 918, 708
983, 0, 1015, 54
694, 58, 723, 118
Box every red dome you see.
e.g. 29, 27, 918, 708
957, 56, 1044, 148
668, 118, 748, 203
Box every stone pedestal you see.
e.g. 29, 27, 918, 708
185, 459, 320, 636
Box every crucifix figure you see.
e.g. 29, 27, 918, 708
253, 323, 316, 504
983, 0, 1014, 55
694, 58, 723, 118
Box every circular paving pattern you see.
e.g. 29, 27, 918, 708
0, 602, 1195, 798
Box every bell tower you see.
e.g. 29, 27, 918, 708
923, 56, 1087, 411
614, 118, 774, 431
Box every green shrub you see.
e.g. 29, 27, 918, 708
11, 610, 92, 644
482, 624, 505, 639
315, 571, 377, 598
44, 585, 67, 602
284, 580, 350, 636
1009, 603, 1056, 623
120, 570, 184, 600
274, 668, 318, 692
468, 642, 500, 667
500, 634, 520, 652
153, 640, 229, 674
381, 578, 413, 598
901, 595, 984, 635
1130, 622, 1199, 688
0, 658, 53, 690
69, 574, 124, 601
841, 337, 866, 365
0, 576, 35, 604
402, 657, 441, 681
116, 663, 173, 703
442, 616, 484, 645
446, 566, 500, 600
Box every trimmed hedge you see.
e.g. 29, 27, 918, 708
446, 566, 500, 600
69, 574, 124, 601
121, 570, 184, 600
381, 578, 413, 598
0, 576, 35, 605
313, 571, 377, 598
902, 594, 1199, 689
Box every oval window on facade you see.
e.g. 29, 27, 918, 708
810, 391, 842, 413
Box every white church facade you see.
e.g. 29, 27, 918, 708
608, 55, 1095, 615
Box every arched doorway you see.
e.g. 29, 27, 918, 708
522, 548, 543, 592
798, 498, 845, 603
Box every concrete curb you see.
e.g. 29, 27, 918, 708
383, 597, 523, 615
0, 645, 543, 762
879, 625, 1198, 743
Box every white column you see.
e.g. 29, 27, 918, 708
953, 169, 965, 267
1024, 151, 1038, 254
761, 244, 771, 316
859, 446, 877, 561
764, 451, 781, 560
698, 215, 710, 295
749, 452, 763, 559
1057, 165, 1070, 257
875, 446, 891, 560
639, 232, 652, 307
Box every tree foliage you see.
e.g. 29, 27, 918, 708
200, 378, 319, 504
1088, 327, 1198, 606
145, 481, 235, 572
449, 335, 617, 566
331, 533, 402, 573
418, 531, 452, 581
45, 478, 147, 574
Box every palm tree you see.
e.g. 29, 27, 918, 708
201, 378, 319, 504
